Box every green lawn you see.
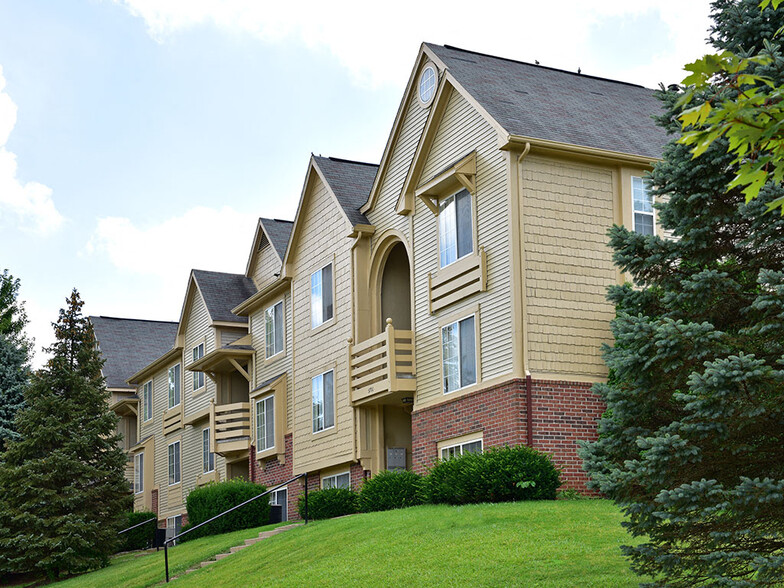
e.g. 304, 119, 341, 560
175, 500, 644, 588
60, 501, 646, 588
56, 522, 289, 588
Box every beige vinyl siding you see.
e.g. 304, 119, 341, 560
251, 290, 293, 430
366, 81, 430, 241
183, 290, 217, 416
252, 241, 282, 292
291, 173, 355, 474
521, 156, 616, 378
412, 90, 513, 407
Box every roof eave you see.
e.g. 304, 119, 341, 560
501, 134, 662, 166
127, 346, 183, 386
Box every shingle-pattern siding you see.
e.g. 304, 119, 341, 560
192, 270, 256, 324
427, 43, 669, 159
91, 317, 178, 389
313, 156, 377, 227
521, 156, 616, 378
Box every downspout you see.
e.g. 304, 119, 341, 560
525, 370, 533, 447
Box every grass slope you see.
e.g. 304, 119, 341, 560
174, 500, 644, 588
56, 522, 288, 588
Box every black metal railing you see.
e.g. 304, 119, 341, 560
116, 516, 158, 551
162, 472, 309, 582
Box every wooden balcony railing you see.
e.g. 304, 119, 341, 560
348, 319, 416, 406
162, 405, 183, 436
209, 401, 251, 457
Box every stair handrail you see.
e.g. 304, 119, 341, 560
117, 514, 157, 535
162, 471, 309, 582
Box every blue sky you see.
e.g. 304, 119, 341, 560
0, 0, 712, 366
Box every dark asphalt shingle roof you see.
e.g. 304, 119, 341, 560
313, 156, 378, 226
192, 270, 257, 324
90, 316, 178, 390
259, 218, 293, 260
427, 44, 669, 160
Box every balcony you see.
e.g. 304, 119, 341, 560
209, 401, 251, 458
348, 320, 416, 406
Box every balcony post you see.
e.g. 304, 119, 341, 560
347, 337, 354, 399
209, 399, 216, 454
385, 318, 397, 390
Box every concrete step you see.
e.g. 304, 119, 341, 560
229, 545, 247, 554
214, 553, 231, 560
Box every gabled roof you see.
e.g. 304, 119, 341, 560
192, 270, 257, 324
244, 218, 293, 278
90, 316, 178, 390
312, 156, 377, 226
260, 218, 293, 260
426, 43, 668, 160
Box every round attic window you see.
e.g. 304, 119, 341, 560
418, 65, 436, 106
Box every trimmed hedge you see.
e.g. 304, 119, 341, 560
298, 488, 358, 520
181, 479, 269, 541
118, 511, 157, 552
358, 470, 423, 513
424, 445, 560, 505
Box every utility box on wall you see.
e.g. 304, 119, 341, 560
387, 447, 406, 471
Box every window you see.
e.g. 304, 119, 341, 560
134, 452, 144, 494
168, 441, 181, 485
202, 428, 214, 473
143, 381, 153, 422
192, 344, 204, 391
322, 472, 350, 489
310, 264, 333, 328
270, 488, 287, 521
168, 363, 181, 409
632, 176, 654, 235
441, 315, 477, 393
265, 301, 284, 358
438, 189, 473, 268
166, 515, 182, 543
256, 394, 275, 452
419, 65, 436, 106
312, 370, 335, 433
441, 439, 483, 460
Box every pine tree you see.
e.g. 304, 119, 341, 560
0, 270, 31, 450
580, 2, 784, 586
0, 290, 130, 579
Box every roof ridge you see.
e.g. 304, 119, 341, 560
90, 315, 178, 324
323, 156, 379, 168
260, 217, 294, 225
192, 269, 248, 278
438, 43, 648, 90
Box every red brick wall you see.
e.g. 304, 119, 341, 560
151, 489, 158, 515
411, 378, 604, 493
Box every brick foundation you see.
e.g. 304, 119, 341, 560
249, 433, 296, 518
411, 378, 604, 494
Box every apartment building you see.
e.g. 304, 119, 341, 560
94, 42, 668, 526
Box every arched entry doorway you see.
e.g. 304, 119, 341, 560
379, 241, 411, 333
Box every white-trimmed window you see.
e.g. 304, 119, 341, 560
168, 441, 181, 485
143, 381, 153, 422
310, 264, 334, 328
192, 344, 204, 391
202, 428, 214, 473
265, 301, 284, 358
322, 472, 350, 489
255, 394, 275, 452
438, 189, 473, 268
166, 515, 182, 543
441, 439, 483, 460
312, 370, 335, 433
441, 315, 477, 393
632, 176, 654, 236
168, 363, 181, 409
134, 452, 144, 494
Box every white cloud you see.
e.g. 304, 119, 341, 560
87, 205, 257, 276
0, 65, 64, 235
115, 0, 713, 88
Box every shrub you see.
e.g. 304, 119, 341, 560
298, 488, 358, 520
118, 511, 157, 552
424, 445, 560, 505
358, 470, 424, 513
181, 479, 269, 541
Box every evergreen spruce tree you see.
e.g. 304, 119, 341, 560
581, 2, 784, 586
0, 270, 31, 450
0, 290, 129, 579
